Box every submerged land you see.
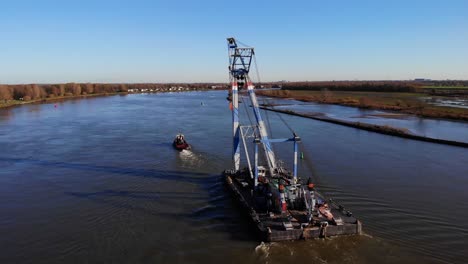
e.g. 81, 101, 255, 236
257, 80, 468, 121
261, 106, 468, 148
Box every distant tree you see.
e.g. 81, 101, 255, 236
120, 84, 128, 92
0, 86, 13, 100
51, 86, 60, 96
24, 86, 34, 99
12, 86, 26, 99
59, 84, 65, 96
32, 84, 42, 99
94, 84, 103, 93
74, 84, 82, 95
84, 83, 94, 94
64, 83, 75, 94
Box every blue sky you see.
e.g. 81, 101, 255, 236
0, 0, 467, 84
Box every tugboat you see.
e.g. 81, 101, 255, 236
173, 134, 191, 150
224, 38, 361, 241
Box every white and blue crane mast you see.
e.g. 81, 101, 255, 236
227, 37, 300, 184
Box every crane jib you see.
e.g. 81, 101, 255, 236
226, 37, 301, 180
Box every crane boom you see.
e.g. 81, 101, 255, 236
227, 37, 277, 175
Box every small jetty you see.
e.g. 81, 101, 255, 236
223, 37, 361, 241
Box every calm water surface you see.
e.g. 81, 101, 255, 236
0, 91, 467, 264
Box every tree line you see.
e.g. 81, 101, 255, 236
419, 80, 468, 87
276, 80, 468, 93
279, 81, 423, 92
0, 83, 227, 101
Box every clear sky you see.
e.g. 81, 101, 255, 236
0, 0, 467, 84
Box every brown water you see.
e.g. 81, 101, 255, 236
0, 91, 467, 264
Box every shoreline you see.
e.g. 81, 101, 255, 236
261, 106, 468, 148
0, 92, 125, 109
0, 92, 123, 109
0, 89, 210, 110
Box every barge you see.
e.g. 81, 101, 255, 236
224, 37, 361, 241
224, 168, 361, 241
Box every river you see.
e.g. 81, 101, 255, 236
0, 91, 467, 264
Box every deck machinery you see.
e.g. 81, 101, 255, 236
223, 38, 362, 241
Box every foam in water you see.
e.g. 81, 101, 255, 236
255, 242, 273, 259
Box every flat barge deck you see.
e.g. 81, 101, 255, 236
224, 171, 362, 241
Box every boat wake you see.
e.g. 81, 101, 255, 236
255, 242, 273, 259
178, 150, 205, 168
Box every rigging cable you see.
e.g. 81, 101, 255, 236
262, 98, 276, 155
268, 106, 322, 184
253, 54, 262, 87
275, 109, 296, 135
262, 98, 274, 138
235, 39, 325, 191
252, 52, 274, 150
240, 92, 256, 134
236, 40, 250, 48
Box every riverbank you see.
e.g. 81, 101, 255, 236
0, 88, 211, 110
0, 92, 126, 109
261, 106, 468, 148
257, 90, 468, 121
0, 82, 227, 110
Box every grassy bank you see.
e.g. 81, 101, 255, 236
0, 85, 215, 110
0, 92, 126, 109
257, 90, 468, 121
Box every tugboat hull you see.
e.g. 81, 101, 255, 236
173, 142, 191, 151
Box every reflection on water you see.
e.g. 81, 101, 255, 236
0, 107, 13, 121
0, 91, 467, 264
